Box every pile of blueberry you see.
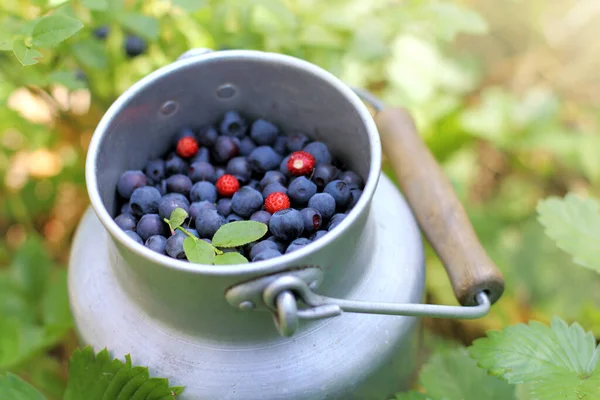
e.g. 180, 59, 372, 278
113, 111, 364, 263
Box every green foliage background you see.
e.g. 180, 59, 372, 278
0, 0, 599, 398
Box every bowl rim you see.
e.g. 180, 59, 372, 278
85, 49, 382, 276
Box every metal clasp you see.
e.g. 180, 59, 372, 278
225, 269, 491, 337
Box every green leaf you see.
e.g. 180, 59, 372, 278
11, 236, 51, 302
420, 347, 516, 400
469, 317, 600, 400
118, 13, 159, 41
395, 392, 434, 400
82, 0, 109, 11
212, 221, 268, 248
171, 0, 207, 12
0, 373, 46, 400
0, 34, 12, 51
12, 41, 42, 66
183, 237, 215, 264
47, 71, 86, 90
42, 270, 73, 328
48, 0, 71, 7
71, 39, 107, 69
64, 347, 183, 400
168, 208, 188, 230
31, 15, 83, 48
214, 252, 248, 265
537, 193, 600, 274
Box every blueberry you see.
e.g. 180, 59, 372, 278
231, 186, 263, 218
226, 157, 252, 183
348, 189, 362, 209
300, 208, 322, 234
189, 200, 216, 220
248, 146, 282, 174
248, 179, 261, 191
288, 177, 317, 206
93, 25, 110, 40
166, 234, 186, 259
117, 170, 147, 199
195, 209, 225, 238
266, 236, 287, 253
312, 164, 339, 191
253, 249, 282, 262
190, 181, 217, 203
286, 237, 312, 254
197, 125, 218, 147
269, 209, 304, 241
121, 202, 132, 214
145, 235, 167, 254
250, 240, 279, 260
220, 111, 247, 138
280, 155, 291, 176
125, 230, 143, 244
304, 142, 332, 165
165, 153, 188, 175
166, 174, 192, 195
308, 193, 336, 220
310, 230, 328, 241
213, 136, 239, 163
339, 170, 364, 190
260, 170, 287, 189
115, 213, 137, 231
324, 180, 350, 209
215, 167, 226, 180
173, 127, 195, 146
226, 213, 244, 223
192, 147, 211, 164
130, 186, 161, 215
202, 238, 212, 244
286, 131, 310, 152
75, 69, 87, 82
125, 35, 147, 58
223, 247, 243, 255
250, 210, 271, 225
262, 183, 287, 198
188, 161, 216, 183
158, 193, 190, 219
239, 137, 257, 157
145, 159, 165, 183
136, 214, 168, 241
155, 179, 167, 196
250, 119, 278, 145
216, 198, 232, 216
328, 213, 347, 231
273, 135, 288, 155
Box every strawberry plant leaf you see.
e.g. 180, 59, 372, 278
183, 237, 215, 264
118, 13, 159, 41
64, 347, 183, 400
82, 0, 109, 11
0, 372, 47, 400
168, 208, 188, 231
537, 193, 600, 274
469, 317, 600, 400
12, 41, 42, 66
214, 252, 248, 265
212, 221, 268, 248
31, 15, 83, 48
419, 347, 516, 400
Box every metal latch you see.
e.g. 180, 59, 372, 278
225, 268, 491, 337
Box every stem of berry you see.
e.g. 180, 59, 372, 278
173, 225, 223, 255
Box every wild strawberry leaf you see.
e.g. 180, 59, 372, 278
214, 252, 248, 265
31, 15, 83, 48
212, 221, 268, 248
537, 193, 600, 274
183, 237, 215, 264
0, 372, 46, 400
168, 208, 188, 231
469, 317, 600, 400
64, 347, 183, 400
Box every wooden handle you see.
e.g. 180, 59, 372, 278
375, 107, 505, 306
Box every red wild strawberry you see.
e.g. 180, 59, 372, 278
216, 174, 240, 197
176, 136, 199, 158
265, 192, 290, 214
287, 151, 315, 176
